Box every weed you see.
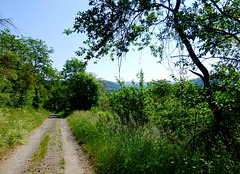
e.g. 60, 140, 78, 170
32, 134, 50, 161
59, 157, 65, 169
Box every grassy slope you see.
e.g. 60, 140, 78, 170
0, 107, 49, 158
68, 111, 181, 174
68, 111, 240, 174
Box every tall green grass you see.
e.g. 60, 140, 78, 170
0, 107, 49, 158
68, 111, 180, 173
68, 111, 240, 174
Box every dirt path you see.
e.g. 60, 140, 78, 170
0, 116, 93, 174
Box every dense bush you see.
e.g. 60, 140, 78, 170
44, 57, 103, 112
107, 84, 147, 124
68, 72, 102, 111
107, 71, 148, 125
85, 66, 240, 173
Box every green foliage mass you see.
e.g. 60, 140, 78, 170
71, 65, 239, 173
67, 0, 240, 144
68, 72, 102, 111
0, 30, 102, 113
65, 1, 240, 171
0, 30, 56, 108
61, 57, 86, 79
46, 59, 102, 113
107, 70, 148, 125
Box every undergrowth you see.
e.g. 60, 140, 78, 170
0, 107, 49, 158
68, 111, 240, 174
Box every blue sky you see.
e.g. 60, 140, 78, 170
0, 0, 198, 82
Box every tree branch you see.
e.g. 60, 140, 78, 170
0, 18, 18, 31
131, 2, 174, 13
187, 128, 211, 145
205, 26, 240, 44
173, 0, 210, 87
199, 56, 240, 62
152, 3, 174, 12
210, 0, 240, 25
189, 70, 204, 80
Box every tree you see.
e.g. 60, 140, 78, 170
44, 77, 70, 112
108, 70, 148, 125
190, 0, 240, 63
65, 0, 239, 87
47, 58, 101, 112
68, 72, 102, 111
66, 0, 240, 154
61, 57, 86, 79
0, 30, 57, 107
0, 30, 34, 106
22, 37, 55, 108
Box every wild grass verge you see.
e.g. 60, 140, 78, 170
68, 111, 240, 174
0, 107, 49, 158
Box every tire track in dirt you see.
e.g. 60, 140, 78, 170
0, 116, 93, 174
61, 118, 93, 174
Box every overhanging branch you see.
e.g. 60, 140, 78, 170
189, 70, 204, 80
210, 0, 240, 25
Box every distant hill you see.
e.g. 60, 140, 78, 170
124, 81, 148, 87
101, 80, 120, 91
101, 80, 148, 91
101, 78, 204, 92
190, 78, 204, 86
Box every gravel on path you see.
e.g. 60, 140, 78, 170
0, 116, 93, 174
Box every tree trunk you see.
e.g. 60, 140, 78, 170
33, 86, 39, 108
173, 0, 223, 127
173, 0, 230, 152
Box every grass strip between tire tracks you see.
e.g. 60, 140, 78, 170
30, 133, 50, 171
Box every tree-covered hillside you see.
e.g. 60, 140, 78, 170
102, 80, 121, 91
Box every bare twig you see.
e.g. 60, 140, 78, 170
0, 18, 18, 31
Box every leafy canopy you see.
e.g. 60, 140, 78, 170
61, 57, 86, 79
0, 30, 57, 107
65, 0, 239, 83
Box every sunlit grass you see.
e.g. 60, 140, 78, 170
67, 111, 184, 173
0, 107, 49, 158
68, 111, 240, 174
